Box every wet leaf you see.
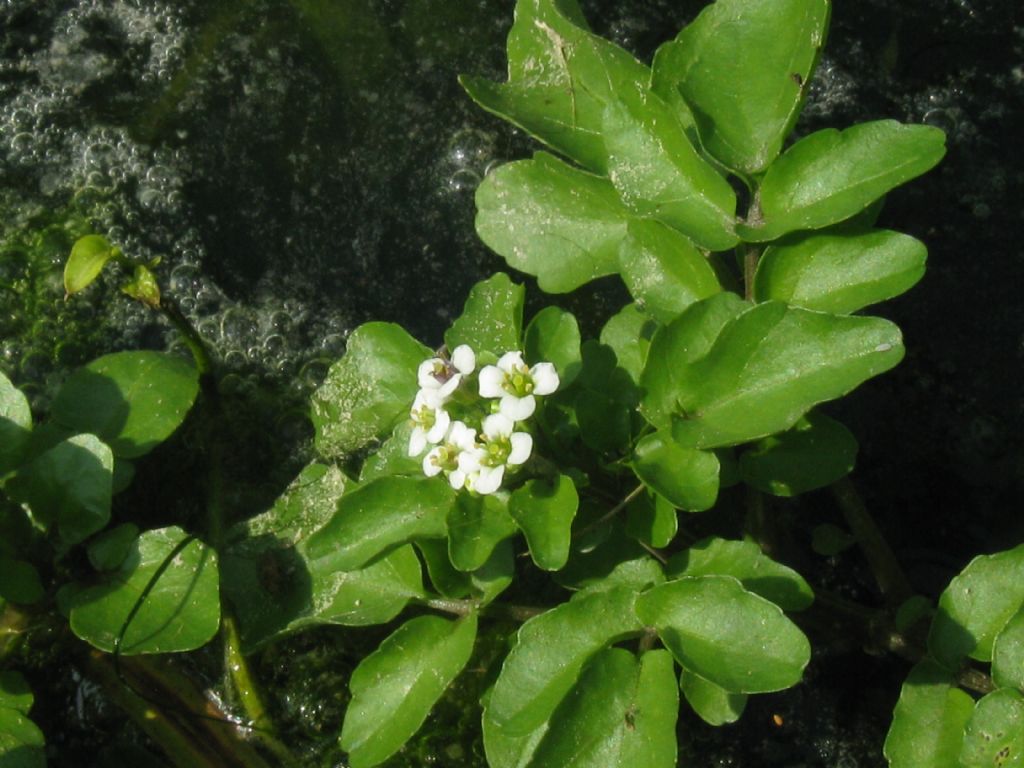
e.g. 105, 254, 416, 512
598, 303, 658, 386
739, 121, 946, 241
304, 476, 454, 572
526, 648, 678, 767
475, 152, 629, 293
652, 0, 830, 175
445, 272, 525, 358
311, 323, 430, 459
636, 575, 810, 693
0, 371, 31, 477
460, 0, 649, 174
617, 219, 722, 324
754, 229, 927, 314
448, 492, 518, 572
602, 85, 738, 251
51, 351, 199, 459
669, 302, 904, 448
65, 234, 119, 296
69, 526, 219, 654
341, 614, 477, 768
524, 307, 582, 389
487, 586, 644, 735
993, 606, 1024, 691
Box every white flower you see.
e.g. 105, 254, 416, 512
422, 421, 479, 490
408, 389, 450, 456
417, 345, 477, 402
478, 351, 559, 421
470, 412, 533, 495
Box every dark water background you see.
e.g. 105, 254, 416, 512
1, 0, 1022, 765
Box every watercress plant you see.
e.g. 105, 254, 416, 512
1, 0, 1018, 767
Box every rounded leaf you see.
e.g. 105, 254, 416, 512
69, 526, 220, 654
65, 234, 118, 296
680, 669, 747, 726
636, 575, 810, 693
445, 273, 524, 359
0, 371, 31, 477
52, 351, 199, 459
632, 431, 720, 512
524, 307, 582, 389
959, 688, 1024, 768
509, 475, 579, 571
993, 607, 1024, 691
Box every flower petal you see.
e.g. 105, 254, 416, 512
508, 432, 533, 465
418, 359, 443, 389
422, 448, 444, 476
483, 412, 514, 440
409, 427, 428, 457
500, 394, 535, 421
449, 421, 477, 451
457, 447, 484, 474
474, 465, 504, 495
448, 470, 467, 490
478, 365, 506, 398
426, 409, 451, 443
530, 362, 560, 396
497, 351, 525, 373
452, 345, 476, 375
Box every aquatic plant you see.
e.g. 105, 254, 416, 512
2, 0, 1021, 766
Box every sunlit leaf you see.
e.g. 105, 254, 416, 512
69, 526, 219, 654
598, 303, 658, 386
64, 234, 119, 296
524, 307, 582, 389
0, 371, 31, 477
680, 669, 746, 726
883, 660, 973, 768
51, 351, 199, 459
993, 606, 1024, 691
652, 0, 830, 175
631, 431, 719, 512
959, 688, 1024, 768
509, 474, 579, 571
445, 272, 524, 358
636, 575, 810, 693
341, 614, 477, 768
448, 492, 518, 572
739, 121, 946, 241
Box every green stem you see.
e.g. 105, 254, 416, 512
831, 476, 914, 606
160, 298, 213, 377
421, 597, 545, 623
573, 484, 645, 540
742, 244, 762, 302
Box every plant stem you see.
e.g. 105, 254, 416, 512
421, 597, 546, 622
742, 245, 761, 301
161, 297, 213, 377
831, 476, 914, 606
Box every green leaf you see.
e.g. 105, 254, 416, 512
0, 559, 44, 605
475, 152, 630, 293
739, 121, 946, 241
636, 575, 810, 693
447, 492, 518, 572
632, 431, 719, 512
666, 537, 813, 611
625, 492, 678, 549
416, 539, 471, 598
993, 606, 1024, 691
526, 648, 678, 767
524, 307, 582, 389
617, 219, 722, 324
69, 526, 219, 654
459, 0, 649, 175
754, 230, 927, 314
121, 263, 161, 308
341, 613, 477, 768
598, 304, 658, 386
223, 464, 427, 651
0, 672, 33, 714
51, 351, 199, 459
883, 660, 974, 768
65, 234, 119, 296
483, 692, 547, 768
669, 302, 904, 449
487, 586, 644, 735
680, 669, 747, 726
8, 433, 112, 546
304, 476, 454, 572
651, 0, 830, 175
509, 475, 579, 571
738, 411, 858, 496
0, 371, 31, 477
811, 523, 856, 556
959, 688, 1024, 768
472, 538, 516, 606
929, 543, 1024, 670
0, 706, 46, 768
311, 323, 430, 459
87, 523, 140, 571
602, 86, 738, 251
358, 422, 423, 482
445, 273, 525, 358
639, 292, 747, 429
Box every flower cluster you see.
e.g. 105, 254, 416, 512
407, 346, 559, 494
